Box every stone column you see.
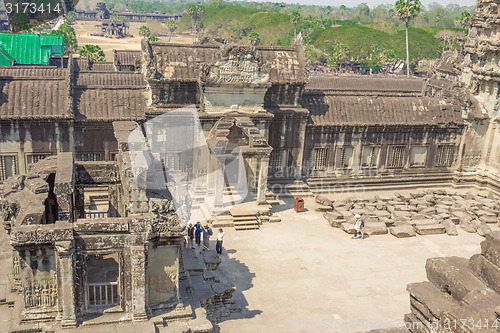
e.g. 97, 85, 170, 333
257, 157, 269, 205
296, 116, 308, 178
55, 241, 76, 328
131, 246, 147, 321
214, 157, 225, 208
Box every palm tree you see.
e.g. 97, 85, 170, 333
339, 5, 347, 21
79, 45, 105, 62
249, 32, 260, 46
395, 0, 421, 77
139, 25, 151, 38
195, 5, 205, 42
165, 19, 177, 41
187, 4, 197, 42
291, 11, 301, 40
458, 11, 471, 30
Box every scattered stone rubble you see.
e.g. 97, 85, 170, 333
322, 189, 499, 238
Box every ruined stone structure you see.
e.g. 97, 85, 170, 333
94, 18, 129, 38
75, 3, 182, 23
0, 144, 186, 325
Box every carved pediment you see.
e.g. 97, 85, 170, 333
200, 45, 271, 87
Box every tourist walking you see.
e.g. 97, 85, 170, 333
194, 222, 202, 247
187, 223, 194, 249
216, 228, 224, 254
352, 214, 365, 239
202, 223, 213, 250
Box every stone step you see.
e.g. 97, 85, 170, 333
425, 256, 487, 301
234, 225, 259, 231
469, 254, 500, 294
230, 210, 255, 218
232, 216, 257, 222
233, 220, 258, 226
414, 224, 446, 235
407, 281, 460, 324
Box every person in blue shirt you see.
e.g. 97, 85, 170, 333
194, 222, 202, 247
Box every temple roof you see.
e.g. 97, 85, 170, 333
301, 94, 462, 126
305, 76, 424, 95
0, 66, 71, 119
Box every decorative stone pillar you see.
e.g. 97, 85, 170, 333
296, 116, 308, 178
131, 246, 147, 321
257, 157, 269, 205
214, 157, 225, 208
55, 241, 76, 328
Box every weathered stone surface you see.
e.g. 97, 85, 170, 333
441, 219, 458, 236
426, 256, 487, 301
410, 219, 438, 227
390, 225, 416, 238
480, 231, 500, 267
407, 281, 459, 319
315, 195, 332, 206
469, 254, 500, 294
414, 224, 446, 235
341, 222, 356, 234
316, 205, 333, 212
323, 212, 344, 228
364, 222, 388, 235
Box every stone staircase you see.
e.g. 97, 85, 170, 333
230, 209, 259, 230
402, 231, 500, 333
286, 180, 313, 197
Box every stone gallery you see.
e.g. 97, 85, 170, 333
0, 0, 499, 331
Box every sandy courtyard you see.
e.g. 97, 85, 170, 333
216, 196, 491, 333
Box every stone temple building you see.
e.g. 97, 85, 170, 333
0, 0, 499, 328
93, 18, 129, 38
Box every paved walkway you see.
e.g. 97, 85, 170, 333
216, 199, 490, 333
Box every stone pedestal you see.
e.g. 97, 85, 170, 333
131, 246, 147, 321
257, 157, 269, 205
55, 241, 77, 328
214, 157, 225, 208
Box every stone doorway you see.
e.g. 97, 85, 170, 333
85, 252, 120, 313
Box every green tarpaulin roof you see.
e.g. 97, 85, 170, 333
0, 33, 64, 65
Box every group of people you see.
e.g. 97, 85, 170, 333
186, 221, 225, 254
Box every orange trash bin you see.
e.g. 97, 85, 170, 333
294, 196, 304, 212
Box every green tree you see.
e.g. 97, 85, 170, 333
139, 25, 151, 38
79, 45, 105, 62
339, 5, 347, 21
249, 31, 260, 45
291, 10, 301, 40
458, 11, 471, 30
194, 5, 205, 42
395, 0, 422, 77
51, 24, 78, 54
165, 19, 177, 41
187, 4, 205, 42
327, 43, 350, 71
148, 35, 159, 42
9, 13, 29, 32
64, 11, 77, 25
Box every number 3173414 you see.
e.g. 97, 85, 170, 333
6, 2, 62, 14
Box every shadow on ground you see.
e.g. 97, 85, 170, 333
216, 250, 261, 323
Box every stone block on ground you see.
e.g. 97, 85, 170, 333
269, 216, 281, 223
393, 211, 412, 219
480, 231, 500, 267
316, 205, 333, 212
407, 281, 459, 321
390, 225, 416, 238
410, 219, 438, 227
202, 250, 221, 270
460, 220, 477, 233
471, 219, 492, 237
414, 224, 446, 235
425, 256, 487, 301
341, 222, 355, 234
315, 195, 333, 206
469, 254, 500, 294
441, 219, 458, 236
323, 212, 344, 228
364, 222, 388, 235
